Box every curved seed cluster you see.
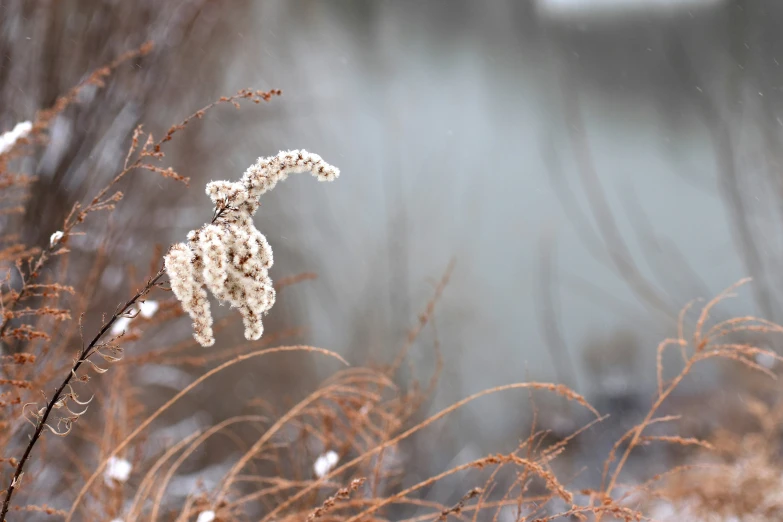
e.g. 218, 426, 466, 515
164, 150, 339, 346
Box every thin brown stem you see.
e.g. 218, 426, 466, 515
0, 194, 235, 520
602, 360, 692, 498
0, 43, 154, 340
0, 268, 165, 522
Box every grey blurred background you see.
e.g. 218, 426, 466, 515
5, 0, 783, 497
213, 0, 774, 407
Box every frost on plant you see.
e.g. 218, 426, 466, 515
164, 150, 339, 347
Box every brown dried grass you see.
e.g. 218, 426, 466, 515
3, 29, 783, 522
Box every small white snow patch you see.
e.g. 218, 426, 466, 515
0, 121, 32, 155
196, 511, 216, 522
108, 299, 159, 337
49, 231, 64, 247
314, 450, 339, 478
104, 456, 131, 484
139, 300, 159, 318
111, 316, 132, 336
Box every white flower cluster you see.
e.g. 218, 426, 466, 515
0, 120, 32, 155
165, 150, 339, 347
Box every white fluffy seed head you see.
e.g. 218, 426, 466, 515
165, 243, 214, 346
242, 149, 340, 207
205, 179, 249, 207
165, 150, 338, 347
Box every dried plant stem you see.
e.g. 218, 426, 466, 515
0, 42, 154, 342
258, 382, 598, 522
0, 268, 165, 522
66, 345, 348, 521
0, 87, 280, 343
1, 201, 242, 519
602, 359, 693, 499
597, 279, 778, 520
0, 247, 56, 340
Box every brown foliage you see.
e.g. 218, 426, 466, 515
2, 20, 783, 522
